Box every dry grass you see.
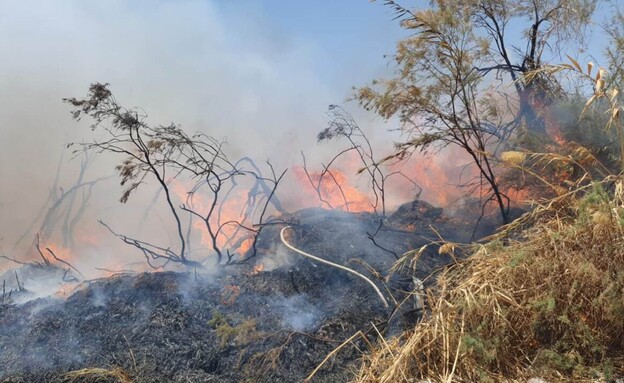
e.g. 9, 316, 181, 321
357, 181, 624, 382
63, 367, 132, 383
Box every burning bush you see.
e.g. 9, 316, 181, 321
356, 181, 624, 382
63, 83, 286, 268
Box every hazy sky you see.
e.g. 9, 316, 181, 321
0, 0, 405, 169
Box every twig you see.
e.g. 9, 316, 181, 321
62, 268, 80, 283
34, 234, 51, 266
15, 271, 23, 291
45, 247, 83, 279
95, 267, 136, 274
366, 220, 399, 259
304, 330, 369, 382
0, 255, 32, 266
99, 220, 201, 269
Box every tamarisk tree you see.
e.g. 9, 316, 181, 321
356, 0, 598, 224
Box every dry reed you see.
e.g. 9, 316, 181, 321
357, 181, 624, 382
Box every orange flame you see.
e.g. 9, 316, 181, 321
247, 263, 264, 275
237, 237, 254, 256
40, 242, 75, 263
170, 179, 259, 258
291, 167, 374, 212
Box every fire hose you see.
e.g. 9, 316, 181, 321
279, 226, 389, 309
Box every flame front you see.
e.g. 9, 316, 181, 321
292, 167, 373, 212
170, 179, 260, 259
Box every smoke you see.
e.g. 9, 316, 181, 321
0, 1, 406, 278
262, 243, 296, 272
274, 294, 321, 332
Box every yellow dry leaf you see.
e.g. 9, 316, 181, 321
566, 54, 581, 72
596, 79, 605, 94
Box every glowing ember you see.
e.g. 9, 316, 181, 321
248, 263, 264, 275
237, 238, 254, 256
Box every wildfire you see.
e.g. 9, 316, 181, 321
170, 179, 255, 254
291, 166, 374, 212
387, 152, 474, 208
237, 237, 254, 256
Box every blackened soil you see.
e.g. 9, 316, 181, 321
0, 201, 497, 382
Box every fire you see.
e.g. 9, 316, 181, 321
40, 241, 75, 263
387, 152, 476, 208
386, 150, 533, 212
247, 263, 264, 275
170, 179, 262, 259
291, 167, 374, 212
237, 237, 254, 256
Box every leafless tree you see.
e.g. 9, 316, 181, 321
12, 148, 106, 254
317, 105, 420, 216
300, 149, 352, 211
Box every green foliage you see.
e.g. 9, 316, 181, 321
461, 334, 498, 365
556, 98, 619, 166
604, 6, 624, 89
357, 179, 624, 381
533, 348, 582, 373
532, 294, 556, 314
577, 182, 611, 223
507, 251, 527, 268
207, 310, 227, 328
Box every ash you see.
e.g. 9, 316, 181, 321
0, 200, 499, 382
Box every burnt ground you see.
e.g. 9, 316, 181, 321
0, 200, 508, 382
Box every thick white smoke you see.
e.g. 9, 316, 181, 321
0, 1, 404, 278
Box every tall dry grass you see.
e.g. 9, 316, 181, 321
356, 181, 624, 382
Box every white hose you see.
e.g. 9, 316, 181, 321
279, 226, 389, 309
